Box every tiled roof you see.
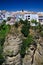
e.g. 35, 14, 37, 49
11, 11, 37, 16
37, 12, 43, 16
38, 14, 43, 16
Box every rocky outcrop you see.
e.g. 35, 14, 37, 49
33, 38, 43, 65
2, 31, 43, 65
2, 33, 22, 65
22, 37, 43, 65
22, 43, 37, 65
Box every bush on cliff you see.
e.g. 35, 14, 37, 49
20, 35, 33, 58
21, 19, 30, 37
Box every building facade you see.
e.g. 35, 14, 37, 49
38, 12, 43, 25
0, 10, 43, 25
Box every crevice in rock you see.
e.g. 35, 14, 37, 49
31, 44, 37, 65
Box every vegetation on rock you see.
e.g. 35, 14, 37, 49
20, 35, 33, 58
15, 22, 19, 28
0, 19, 43, 64
0, 20, 10, 65
21, 19, 30, 37
31, 19, 38, 25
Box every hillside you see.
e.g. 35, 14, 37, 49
0, 20, 43, 65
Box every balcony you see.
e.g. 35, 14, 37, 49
38, 16, 43, 19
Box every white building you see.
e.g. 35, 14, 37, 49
0, 10, 43, 25
4, 11, 11, 20
38, 12, 43, 25
14, 10, 43, 26
14, 11, 38, 22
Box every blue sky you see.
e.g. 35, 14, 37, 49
0, 0, 43, 12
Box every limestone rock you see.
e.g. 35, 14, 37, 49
2, 34, 22, 65
22, 39, 43, 65
2, 32, 43, 65
33, 43, 43, 65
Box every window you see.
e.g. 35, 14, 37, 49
28, 18, 30, 19
39, 19, 43, 22
28, 16, 30, 17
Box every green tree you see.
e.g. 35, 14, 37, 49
0, 45, 5, 65
37, 22, 42, 32
19, 19, 24, 24
40, 31, 43, 37
20, 35, 33, 58
15, 22, 19, 28
21, 19, 30, 37
0, 21, 10, 65
7, 17, 11, 21
0, 20, 6, 30
31, 19, 38, 25
0, 54, 4, 65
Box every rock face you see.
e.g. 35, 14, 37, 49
22, 37, 43, 65
33, 38, 43, 65
2, 32, 43, 65
2, 33, 22, 65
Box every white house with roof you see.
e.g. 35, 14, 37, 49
38, 12, 43, 25
4, 12, 11, 20
0, 10, 43, 25
30, 14, 38, 22
15, 11, 38, 22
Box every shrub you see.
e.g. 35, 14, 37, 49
31, 19, 38, 25
0, 22, 10, 65
20, 40, 26, 58
0, 44, 5, 65
21, 25, 30, 37
0, 45, 3, 54
0, 38, 5, 46
21, 20, 30, 37
15, 22, 19, 28
40, 31, 43, 37
0, 54, 4, 65
7, 17, 11, 21
19, 19, 24, 24
20, 35, 33, 58
37, 23, 42, 32
0, 24, 10, 38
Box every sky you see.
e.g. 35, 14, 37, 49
0, 0, 43, 12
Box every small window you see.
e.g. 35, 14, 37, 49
28, 18, 30, 19
28, 16, 30, 17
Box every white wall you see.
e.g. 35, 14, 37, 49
5, 12, 11, 20
24, 14, 30, 20
14, 13, 39, 22
23, 14, 38, 22
30, 14, 38, 22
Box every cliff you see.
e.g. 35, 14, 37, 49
2, 30, 22, 65
2, 33, 43, 65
